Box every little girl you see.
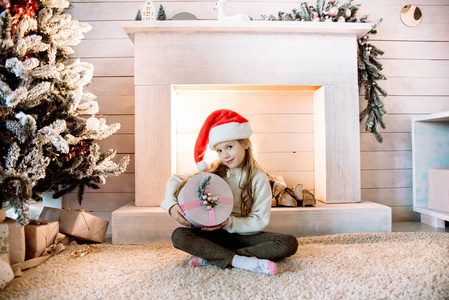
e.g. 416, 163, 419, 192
161, 109, 298, 275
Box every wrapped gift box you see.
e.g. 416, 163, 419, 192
4, 218, 25, 266
25, 220, 59, 260
0, 223, 8, 254
0, 258, 14, 290
59, 209, 109, 243
178, 172, 234, 228
0, 221, 13, 289
39, 207, 62, 222
0, 209, 5, 223
428, 168, 449, 213
0, 253, 9, 265
0, 222, 14, 289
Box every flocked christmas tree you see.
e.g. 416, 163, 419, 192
263, 0, 387, 142
0, 0, 129, 225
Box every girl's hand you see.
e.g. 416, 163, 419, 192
201, 218, 229, 231
169, 204, 192, 227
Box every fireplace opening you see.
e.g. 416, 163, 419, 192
171, 84, 322, 193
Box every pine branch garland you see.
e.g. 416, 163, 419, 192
264, 0, 387, 143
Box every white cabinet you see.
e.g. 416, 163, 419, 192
412, 111, 449, 227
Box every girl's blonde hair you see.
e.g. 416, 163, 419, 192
174, 138, 261, 218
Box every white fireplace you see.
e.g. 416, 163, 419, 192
125, 21, 371, 206
112, 21, 391, 244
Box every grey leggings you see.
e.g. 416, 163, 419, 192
171, 227, 298, 269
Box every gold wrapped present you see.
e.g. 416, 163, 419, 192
0, 224, 14, 288
25, 220, 59, 260
0, 223, 8, 254
39, 207, 62, 222
59, 209, 109, 243
0, 258, 14, 290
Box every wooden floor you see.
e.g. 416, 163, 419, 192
392, 221, 449, 233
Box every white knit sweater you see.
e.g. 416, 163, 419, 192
160, 168, 272, 235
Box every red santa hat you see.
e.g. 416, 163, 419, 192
194, 109, 253, 171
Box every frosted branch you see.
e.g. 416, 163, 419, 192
5, 86, 27, 108
5, 143, 20, 172
76, 100, 99, 115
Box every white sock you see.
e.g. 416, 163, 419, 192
189, 257, 211, 267
231, 255, 277, 275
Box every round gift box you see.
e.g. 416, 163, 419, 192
178, 172, 234, 228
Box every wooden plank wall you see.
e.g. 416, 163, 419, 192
66, 0, 449, 223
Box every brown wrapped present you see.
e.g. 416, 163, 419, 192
55, 232, 70, 246
4, 218, 25, 266
39, 207, 62, 222
25, 220, 59, 260
0, 252, 9, 265
59, 209, 108, 243
0, 209, 6, 223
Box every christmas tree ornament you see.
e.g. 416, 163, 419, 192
86, 115, 100, 130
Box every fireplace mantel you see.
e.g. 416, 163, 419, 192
122, 21, 372, 42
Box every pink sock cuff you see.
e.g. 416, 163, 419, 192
267, 261, 277, 275
189, 257, 199, 267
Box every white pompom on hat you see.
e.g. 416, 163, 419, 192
194, 109, 253, 171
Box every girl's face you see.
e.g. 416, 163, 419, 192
214, 140, 246, 169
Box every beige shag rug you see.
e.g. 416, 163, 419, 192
1, 232, 449, 300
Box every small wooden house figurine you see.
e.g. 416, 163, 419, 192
142, 0, 156, 21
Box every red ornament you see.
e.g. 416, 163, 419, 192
329, 0, 335, 3
9, 0, 38, 35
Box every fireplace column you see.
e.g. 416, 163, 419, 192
135, 85, 172, 207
